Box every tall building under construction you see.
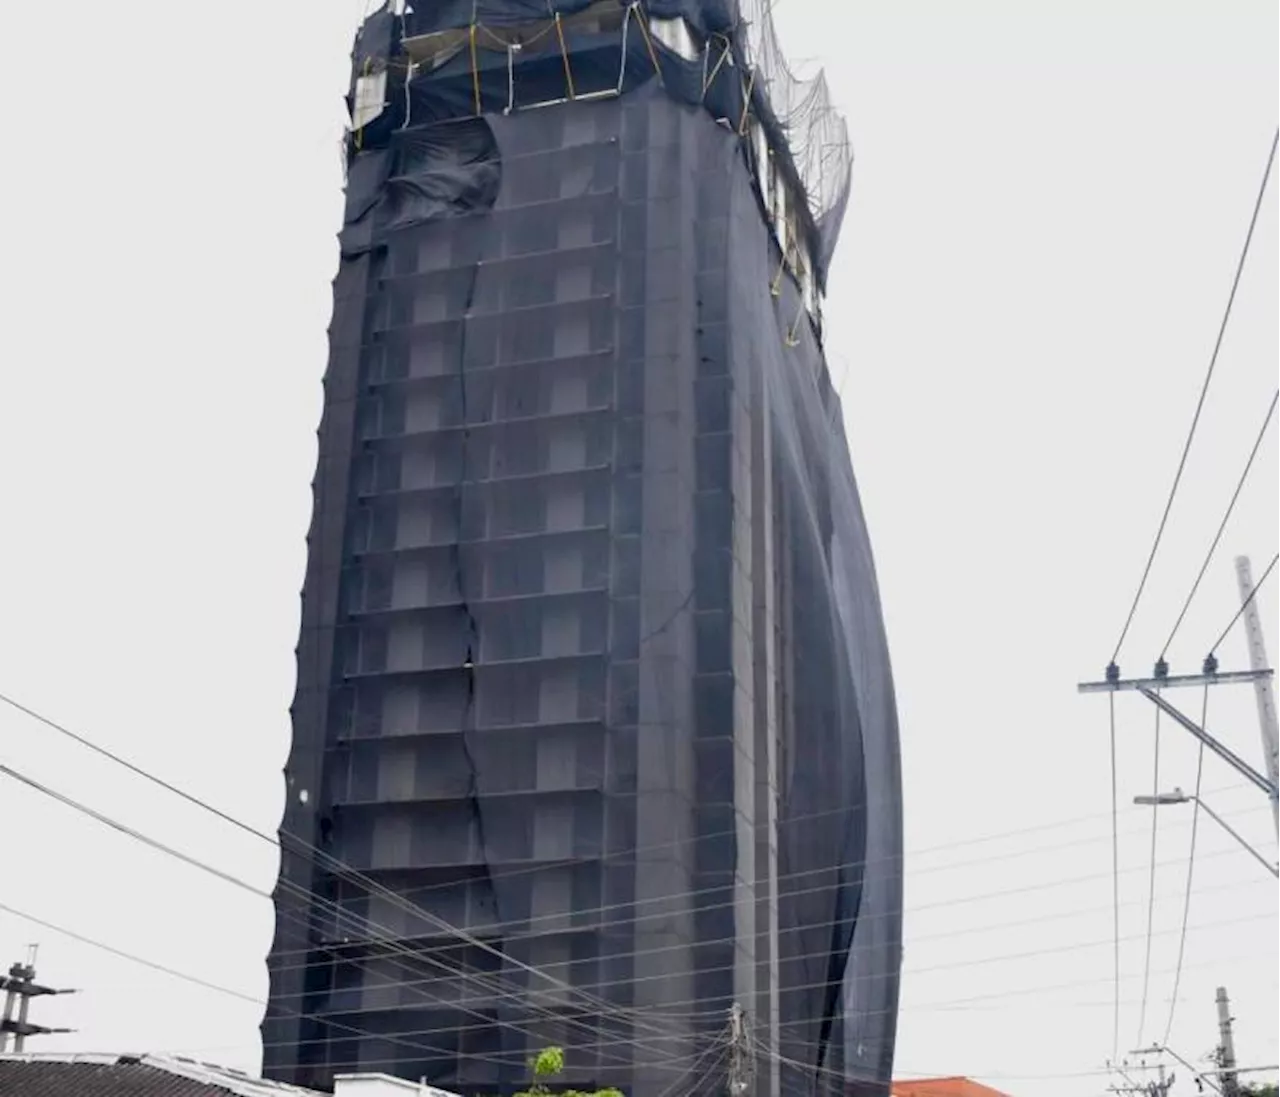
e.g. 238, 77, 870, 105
263, 3, 903, 1095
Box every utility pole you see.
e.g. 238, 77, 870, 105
1215, 987, 1241, 1097
1234, 556, 1280, 832
1110, 1060, 1175, 1097
0, 947, 75, 1052
728, 1002, 752, 1097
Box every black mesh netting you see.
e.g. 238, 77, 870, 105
265, 6, 900, 1097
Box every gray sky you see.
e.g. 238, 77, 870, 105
0, 2, 1275, 1096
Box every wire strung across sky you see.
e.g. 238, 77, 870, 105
0, 687, 1258, 917
2, 741, 1269, 982
1099, 126, 1279, 1090
1135, 702, 1163, 1049
1209, 551, 1279, 657
3, 679, 1274, 1073
1160, 389, 1279, 660
2, 747, 1280, 1049
1, 895, 1271, 1079
1110, 127, 1279, 669
1107, 691, 1123, 1064
1160, 686, 1211, 1048
5, 747, 1274, 1013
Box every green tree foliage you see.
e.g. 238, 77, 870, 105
513, 1046, 624, 1097
1239, 1084, 1276, 1097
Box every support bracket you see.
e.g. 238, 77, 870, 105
1077, 668, 1273, 694
1138, 688, 1278, 797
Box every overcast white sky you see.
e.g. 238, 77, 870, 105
0, 2, 1275, 1096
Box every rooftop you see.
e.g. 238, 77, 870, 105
892, 1077, 1016, 1097
0, 1053, 326, 1097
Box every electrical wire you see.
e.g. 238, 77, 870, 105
10, 747, 1280, 1029
650, 1036, 732, 1097
3, 894, 1267, 1074
1160, 686, 1210, 1047
1160, 389, 1279, 659
1110, 126, 1279, 666
0, 703, 685, 1044
1135, 698, 1163, 1047
263, 883, 655, 1065
0, 759, 666, 1057
0, 687, 862, 907
0, 901, 263, 1007
0, 764, 607, 1053
13, 766, 1224, 968
0, 685, 1253, 923
1110, 691, 1122, 1063
1209, 552, 1279, 656
101, 948, 1280, 1072
263, 808, 1275, 1003
267, 794, 1267, 964
269, 907, 1279, 1023
244, 941, 1280, 1067
4, 753, 1268, 1008
10, 691, 1280, 1059
238, 849, 1280, 1054
267, 859, 1269, 996
0, 763, 269, 901
0, 905, 652, 1073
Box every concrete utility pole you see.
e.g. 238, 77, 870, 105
1234, 556, 1280, 831
1215, 987, 1241, 1097
1110, 1061, 1175, 1097
0, 947, 74, 1051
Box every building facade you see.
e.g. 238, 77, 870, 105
263, 4, 902, 1096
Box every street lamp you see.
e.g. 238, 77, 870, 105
1133, 789, 1278, 878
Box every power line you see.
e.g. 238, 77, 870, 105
0, 705, 683, 1043
1161, 686, 1210, 1046
1110, 126, 1279, 666
0, 902, 262, 1008
0, 763, 269, 902
0, 760, 653, 1053
22, 737, 1269, 983
252, 839, 1280, 1034
267, 862, 1269, 994
1110, 691, 1122, 1063
184, 946, 1280, 1062
4, 684, 1260, 960
0, 911, 681, 1074
10, 752, 1280, 1018
0, 904, 716, 1076
0, 694, 665, 1045
4, 752, 1268, 996
1136, 701, 1163, 1047
266, 796, 1270, 964
264, 907, 1280, 1019
3, 894, 1267, 1074
1210, 552, 1279, 656
10, 691, 1280, 1059
5, 748, 1272, 1041
0, 686, 1256, 925
1161, 389, 1279, 659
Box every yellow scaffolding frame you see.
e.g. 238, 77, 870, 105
737, 66, 757, 137
469, 23, 482, 115
701, 35, 731, 103
354, 56, 373, 150
554, 13, 578, 100
632, 2, 665, 86
769, 251, 786, 298
784, 294, 806, 347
